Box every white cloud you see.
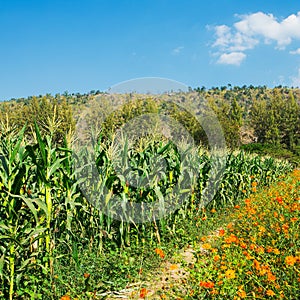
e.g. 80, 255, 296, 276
217, 52, 246, 66
290, 48, 300, 55
172, 46, 184, 55
211, 11, 300, 65
291, 68, 300, 87
213, 24, 258, 52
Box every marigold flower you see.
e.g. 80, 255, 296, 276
83, 273, 90, 278
225, 269, 236, 279
249, 243, 256, 250
282, 223, 289, 233
139, 287, 148, 298
285, 255, 297, 266
224, 234, 238, 244
276, 196, 283, 204
202, 243, 212, 250
253, 259, 260, 270
267, 272, 276, 281
243, 251, 252, 260
240, 242, 247, 249
273, 248, 280, 255
169, 264, 178, 270
60, 296, 71, 300
237, 289, 247, 298
199, 281, 214, 288
219, 229, 225, 236
266, 289, 275, 296
155, 248, 165, 259
214, 255, 220, 262
210, 289, 218, 295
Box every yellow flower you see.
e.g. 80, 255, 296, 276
202, 243, 212, 250
266, 289, 275, 296
169, 264, 178, 270
237, 289, 247, 298
285, 255, 297, 266
225, 269, 236, 279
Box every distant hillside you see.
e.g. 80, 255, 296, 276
1, 86, 300, 164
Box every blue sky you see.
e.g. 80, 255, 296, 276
1, 0, 300, 100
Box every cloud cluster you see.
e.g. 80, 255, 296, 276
212, 11, 300, 66
290, 48, 300, 55
172, 46, 184, 55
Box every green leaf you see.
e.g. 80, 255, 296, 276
34, 121, 47, 166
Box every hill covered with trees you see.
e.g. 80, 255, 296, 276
1, 85, 300, 164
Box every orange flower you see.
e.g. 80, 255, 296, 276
225, 269, 236, 279
267, 272, 276, 281
140, 287, 148, 298
219, 229, 225, 236
276, 196, 283, 204
60, 296, 71, 300
202, 243, 212, 250
83, 273, 90, 278
243, 251, 252, 260
245, 198, 251, 205
240, 242, 247, 249
282, 223, 289, 233
249, 243, 256, 250
251, 181, 258, 187
214, 255, 220, 262
199, 281, 215, 288
266, 289, 275, 296
224, 234, 238, 244
285, 255, 297, 266
169, 264, 178, 270
253, 259, 261, 270
237, 289, 247, 298
155, 248, 165, 259
210, 289, 218, 295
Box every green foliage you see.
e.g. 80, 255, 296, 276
0, 124, 293, 299
250, 88, 300, 149
0, 95, 75, 145
0, 85, 299, 298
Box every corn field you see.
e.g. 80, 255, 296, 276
0, 124, 293, 299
